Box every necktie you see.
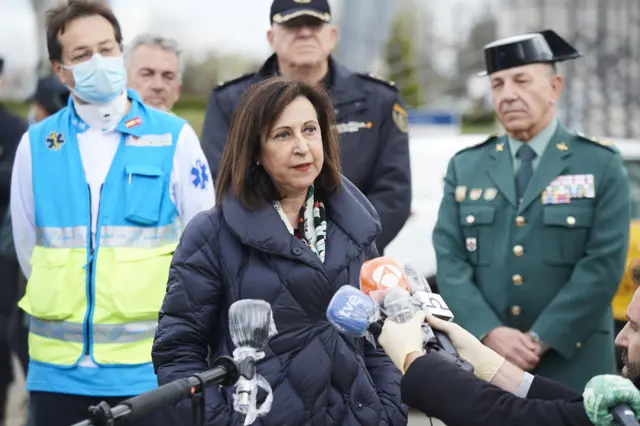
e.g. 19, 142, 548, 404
515, 144, 537, 203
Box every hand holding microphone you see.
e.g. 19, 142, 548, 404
425, 315, 505, 382
326, 284, 426, 374
359, 257, 474, 372
583, 374, 640, 426
359, 257, 437, 345
378, 309, 426, 373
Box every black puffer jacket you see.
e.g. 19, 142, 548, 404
152, 178, 408, 426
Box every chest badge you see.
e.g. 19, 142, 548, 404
483, 188, 497, 201
335, 121, 373, 134
466, 238, 477, 252
469, 188, 483, 200
46, 132, 65, 151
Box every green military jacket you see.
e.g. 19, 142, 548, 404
433, 123, 631, 391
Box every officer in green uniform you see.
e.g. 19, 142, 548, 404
433, 29, 631, 392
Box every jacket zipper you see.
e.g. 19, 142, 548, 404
84, 184, 102, 356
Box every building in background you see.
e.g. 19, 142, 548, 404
498, 0, 640, 138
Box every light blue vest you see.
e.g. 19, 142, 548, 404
25, 89, 184, 396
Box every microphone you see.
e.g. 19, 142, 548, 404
360, 256, 409, 303
403, 263, 473, 372
358, 257, 473, 372
70, 299, 278, 426
612, 405, 640, 426
327, 285, 383, 339
229, 299, 278, 425
584, 374, 640, 426
360, 257, 435, 344
403, 263, 458, 354
380, 286, 420, 324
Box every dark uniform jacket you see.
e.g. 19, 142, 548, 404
0, 106, 25, 219
434, 123, 630, 391
402, 352, 592, 426
200, 54, 412, 252
0, 105, 26, 310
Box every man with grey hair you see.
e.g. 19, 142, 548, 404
125, 34, 182, 111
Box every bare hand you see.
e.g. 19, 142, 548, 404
482, 327, 540, 371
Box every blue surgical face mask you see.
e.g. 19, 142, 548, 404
63, 54, 127, 104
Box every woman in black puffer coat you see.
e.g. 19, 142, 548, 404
152, 77, 408, 426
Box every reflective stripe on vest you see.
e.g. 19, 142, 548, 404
30, 317, 157, 343
20, 92, 183, 368
36, 224, 180, 248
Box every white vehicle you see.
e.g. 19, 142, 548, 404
385, 134, 640, 280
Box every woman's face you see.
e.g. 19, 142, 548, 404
259, 96, 324, 197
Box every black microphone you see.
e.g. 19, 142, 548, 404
403, 264, 474, 373
612, 404, 640, 426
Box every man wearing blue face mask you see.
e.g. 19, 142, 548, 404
9, 2, 215, 425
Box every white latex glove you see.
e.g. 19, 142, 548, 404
379, 311, 426, 373
426, 314, 505, 382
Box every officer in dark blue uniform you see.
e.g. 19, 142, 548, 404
201, 0, 412, 253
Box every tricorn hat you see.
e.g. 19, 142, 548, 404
481, 29, 581, 76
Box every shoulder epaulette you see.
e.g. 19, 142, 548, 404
575, 131, 619, 153
454, 134, 501, 155
357, 72, 399, 91
214, 72, 254, 92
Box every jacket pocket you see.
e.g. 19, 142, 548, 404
459, 205, 496, 266
22, 247, 86, 320
125, 164, 165, 226
542, 206, 593, 266
99, 244, 176, 321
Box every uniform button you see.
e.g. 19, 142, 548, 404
513, 245, 524, 256
515, 216, 526, 227
566, 216, 576, 226
512, 274, 523, 286
576, 342, 582, 349
511, 305, 522, 316
356, 402, 363, 410
466, 215, 475, 224
292, 247, 303, 256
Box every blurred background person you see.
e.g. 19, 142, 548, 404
26, 76, 70, 124
0, 54, 27, 426
153, 77, 407, 426
200, 0, 412, 254
124, 33, 182, 112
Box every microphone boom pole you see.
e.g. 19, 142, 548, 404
71, 356, 239, 426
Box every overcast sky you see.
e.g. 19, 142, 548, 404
0, 0, 492, 98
